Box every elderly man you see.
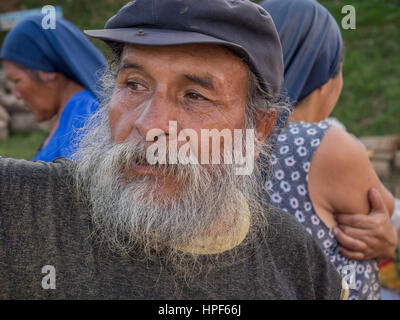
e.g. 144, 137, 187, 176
0, 0, 345, 299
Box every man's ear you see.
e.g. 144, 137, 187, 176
254, 110, 277, 159
37, 71, 57, 82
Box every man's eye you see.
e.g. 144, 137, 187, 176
127, 81, 147, 91
186, 92, 207, 101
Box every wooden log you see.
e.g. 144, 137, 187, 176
0, 70, 13, 93
371, 159, 391, 179
395, 151, 400, 170
359, 135, 398, 153
0, 104, 10, 123
0, 119, 8, 141
10, 112, 52, 133
10, 113, 41, 132
371, 151, 395, 162
0, 91, 28, 114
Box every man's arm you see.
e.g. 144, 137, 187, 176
0, 157, 70, 298
308, 126, 395, 260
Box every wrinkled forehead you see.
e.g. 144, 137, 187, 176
119, 43, 250, 82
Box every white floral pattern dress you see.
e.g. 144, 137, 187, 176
265, 121, 381, 300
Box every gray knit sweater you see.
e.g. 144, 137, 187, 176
0, 157, 344, 299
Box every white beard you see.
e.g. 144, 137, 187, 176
72, 105, 269, 277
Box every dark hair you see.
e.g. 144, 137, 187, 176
25, 69, 45, 83
6, 61, 45, 83
332, 44, 345, 78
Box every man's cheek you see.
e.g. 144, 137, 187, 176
108, 106, 124, 143
108, 96, 136, 144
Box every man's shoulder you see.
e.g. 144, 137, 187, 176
253, 206, 322, 265
265, 206, 315, 247
0, 156, 74, 171
0, 156, 75, 187
259, 206, 344, 299
263, 206, 332, 267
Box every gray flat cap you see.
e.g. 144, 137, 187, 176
85, 0, 283, 95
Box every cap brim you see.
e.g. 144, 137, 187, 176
84, 27, 249, 61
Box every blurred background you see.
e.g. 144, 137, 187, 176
0, 0, 399, 194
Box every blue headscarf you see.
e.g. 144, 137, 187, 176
1, 15, 106, 96
260, 0, 343, 107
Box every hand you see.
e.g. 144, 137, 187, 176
333, 188, 398, 262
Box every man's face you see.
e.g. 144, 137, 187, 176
108, 44, 250, 194
74, 43, 276, 259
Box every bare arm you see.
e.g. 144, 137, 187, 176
334, 189, 398, 262
308, 126, 395, 260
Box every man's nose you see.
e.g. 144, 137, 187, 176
134, 91, 177, 140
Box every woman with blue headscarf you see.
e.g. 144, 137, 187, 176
260, 0, 396, 299
1, 15, 106, 161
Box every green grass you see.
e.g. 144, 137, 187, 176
318, 0, 400, 137
0, 130, 48, 159
0, 0, 399, 159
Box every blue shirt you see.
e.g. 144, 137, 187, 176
32, 90, 99, 162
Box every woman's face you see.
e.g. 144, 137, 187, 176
3, 61, 59, 122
